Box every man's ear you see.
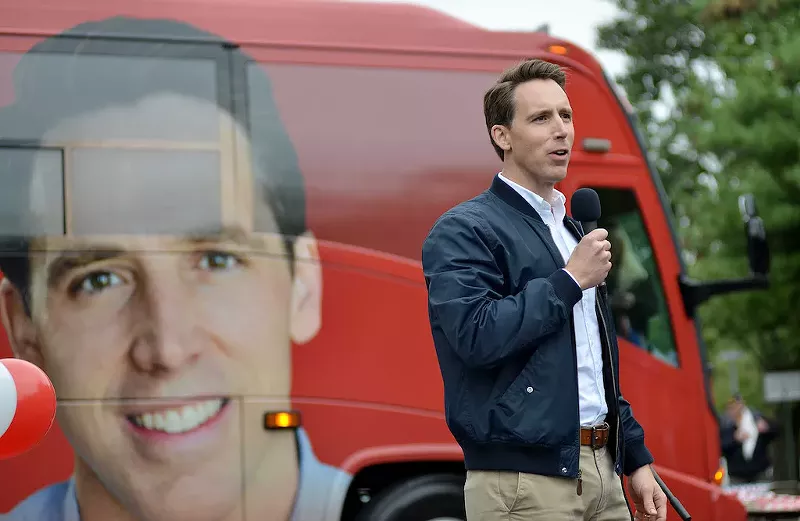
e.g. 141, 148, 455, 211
0, 278, 44, 367
289, 231, 322, 345
490, 124, 512, 154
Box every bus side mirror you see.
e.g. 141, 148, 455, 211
739, 194, 770, 277
679, 193, 770, 317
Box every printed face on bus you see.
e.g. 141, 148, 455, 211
494, 78, 575, 187
0, 92, 322, 521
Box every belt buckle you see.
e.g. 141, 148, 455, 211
590, 423, 607, 449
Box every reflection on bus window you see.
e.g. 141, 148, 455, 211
592, 187, 679, 367
0, 52, 220, 143
70, 148, 222, 235
0, 148, 64, 236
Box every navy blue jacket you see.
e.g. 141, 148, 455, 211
421, 175, 654, 479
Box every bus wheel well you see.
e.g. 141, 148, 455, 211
340, 460, 466, 521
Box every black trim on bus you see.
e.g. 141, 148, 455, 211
599, 71, 721, 429
11, 34, 235, 113
2, 30, 233, 46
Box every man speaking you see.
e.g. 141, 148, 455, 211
421, 59, 667, 521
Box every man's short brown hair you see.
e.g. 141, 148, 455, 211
483, 59, 567, 160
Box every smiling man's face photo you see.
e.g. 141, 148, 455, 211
0, 16, 336, 521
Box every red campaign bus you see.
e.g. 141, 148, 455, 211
0, 0, 770, 520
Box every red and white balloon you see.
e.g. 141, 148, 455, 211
0, 359, 57, 459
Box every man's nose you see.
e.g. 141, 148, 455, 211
129, 266, 202, 374
552, 116, 568, 138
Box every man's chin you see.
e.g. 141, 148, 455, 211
119, 450, 245, 521
546, 171, 569, 188
130, 492, 241, 521
74, 455, 243, 521
549, 164, 569, 179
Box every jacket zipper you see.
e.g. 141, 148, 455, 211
596, 288, 632, 513
576, 297, 617, 497
570, 313, 583, 496
564, 219, 617, 493
596, 287, 621, 473
564, 219, 586, 495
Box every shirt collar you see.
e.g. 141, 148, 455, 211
497, 172, 566, 223
59, 429, 318, 521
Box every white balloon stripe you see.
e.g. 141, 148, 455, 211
0, 361, 17, 438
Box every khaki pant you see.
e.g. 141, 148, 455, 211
464, 446, 632, 521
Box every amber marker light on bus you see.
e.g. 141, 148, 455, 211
548, 44, 569, 55
713, 466, 725, 485
264, 411, 302, 430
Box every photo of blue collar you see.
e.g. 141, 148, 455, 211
0, 428, 351, 521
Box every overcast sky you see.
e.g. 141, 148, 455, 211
346, 0, 630, 77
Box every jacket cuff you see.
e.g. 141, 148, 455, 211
548, 269, 583, 309
623, 436, 655, 476
549, 268, 583, 308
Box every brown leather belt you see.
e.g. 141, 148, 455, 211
580, 423, 610, 449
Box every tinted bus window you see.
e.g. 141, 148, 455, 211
0, 50, 226, 237
592, 187, 679, 367
0, 147, 64, 236
70, 148, 222, 235
1, 52, 220, 142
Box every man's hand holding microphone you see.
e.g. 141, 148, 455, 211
565, 228, 612, 290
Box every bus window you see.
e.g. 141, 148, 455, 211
0, 49, 232, 237
0, 147, 64, 236
70, 148, 222, 235
591, 186, 679, 367
0, 52, 220, 143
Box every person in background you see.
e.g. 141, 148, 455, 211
720, 394, 778, 484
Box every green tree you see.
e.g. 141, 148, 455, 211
595, 1, 712, 227
689, 0, 800, 371
597, 0, 800, 478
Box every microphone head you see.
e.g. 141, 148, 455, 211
571, 187, 601, 224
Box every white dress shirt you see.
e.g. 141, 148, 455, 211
499, 173, 608, 427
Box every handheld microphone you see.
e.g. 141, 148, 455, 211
570, 187, 602, 234
570, 188, 607, 295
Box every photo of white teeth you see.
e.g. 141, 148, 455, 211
129, 399, 224, 434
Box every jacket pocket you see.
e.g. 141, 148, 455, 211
489, 368, 555, 446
